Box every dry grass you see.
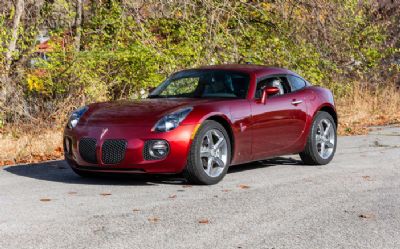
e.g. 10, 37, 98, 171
0, 126, 63, 166
337, 83, 400, 135
0, 84, 399, 166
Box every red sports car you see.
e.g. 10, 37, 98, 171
64, 64, 337, 185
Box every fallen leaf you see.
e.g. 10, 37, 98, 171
222, 189, 230, 192
359, 213, 375, 219
198, 219, 209, 224
168, 194, 177, 199
148, 217, 160, 223
54, 146, 63, 153
68, 192, 77, 195
132, 208, 141, 212
362, 176, 373, 181
40, 198, 51, 202
4, 160, 14, 166
238, 184, 250, 189
177, 189, 185, 192
100, 193, 112, 196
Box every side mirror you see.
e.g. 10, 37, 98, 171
260, 86, 280, 104
147, 86, 156, 93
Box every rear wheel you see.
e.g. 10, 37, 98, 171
300, 111, 337, 165
184, 120, 231, 185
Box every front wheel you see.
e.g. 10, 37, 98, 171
184, 120, 231, 185
300, 111, 337, 165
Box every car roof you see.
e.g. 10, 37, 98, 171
197, 64, 299, 77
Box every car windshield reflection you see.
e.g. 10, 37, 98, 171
148, 69, 250, 99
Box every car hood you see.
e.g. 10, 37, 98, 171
81, 98, 208, 127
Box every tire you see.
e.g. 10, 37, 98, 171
184, 120, 231, 185
300, 111, 337, 165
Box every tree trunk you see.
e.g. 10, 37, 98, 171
1, 0, 25, 122
5, 0, 24, 71
74, 0, 83, 51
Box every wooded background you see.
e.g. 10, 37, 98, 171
0, 0, 399, 128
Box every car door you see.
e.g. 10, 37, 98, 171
250, 75, 307, 160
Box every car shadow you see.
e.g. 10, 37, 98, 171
228, 156, 303, 174
3, 157, 304, 186
3, 160, 177, 186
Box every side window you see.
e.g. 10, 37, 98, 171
288, 75, 307, 91
255, 76, 291, 98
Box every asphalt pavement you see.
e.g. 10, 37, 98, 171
0, 126, 399, 249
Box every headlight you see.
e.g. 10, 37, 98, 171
67, 106, 88, 129
153, 107, 193, 132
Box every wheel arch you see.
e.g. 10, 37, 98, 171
318, 105, 338, 127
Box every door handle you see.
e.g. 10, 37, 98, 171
291, 100, 303, 105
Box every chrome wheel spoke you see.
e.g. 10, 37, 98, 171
200, 148, 211, 158
214, 157, 225, 168
204, 131, 212, 147
205, 158, 213, 175
323, 122, 331, 136
320, 142, 325, 155
326, 141, 334, 148
213, 138, 224, 150
318, 123, 324, 135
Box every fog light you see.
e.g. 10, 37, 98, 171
144, 140, 170, 160
150, 140, 169, 158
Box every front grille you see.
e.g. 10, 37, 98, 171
102, 139, 127, 164
79, 138, 97, 163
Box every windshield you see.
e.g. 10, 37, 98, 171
149, 70, 250, 99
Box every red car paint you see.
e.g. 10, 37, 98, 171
64, 64, 336, 174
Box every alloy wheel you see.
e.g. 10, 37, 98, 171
316, 118, 335, 159
200, 129, 228, 177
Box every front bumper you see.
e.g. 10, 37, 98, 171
63, 124, 197, 174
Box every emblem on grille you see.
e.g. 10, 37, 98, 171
100, 128, 108, 140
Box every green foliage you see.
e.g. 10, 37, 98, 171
1, 0, 398, 122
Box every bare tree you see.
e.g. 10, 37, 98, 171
0, 0, 28, 121
74, 0, 83, 51
5, 0, 25, 71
